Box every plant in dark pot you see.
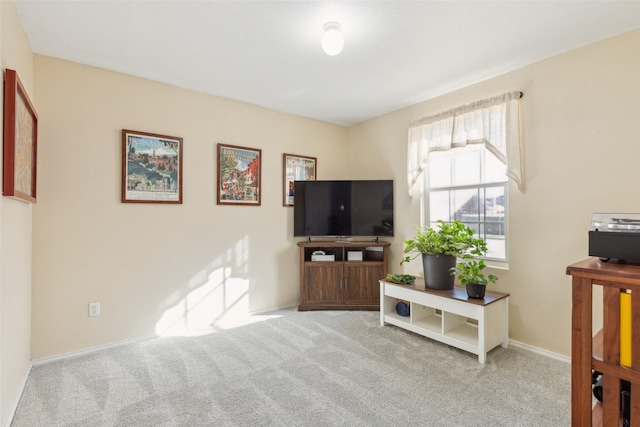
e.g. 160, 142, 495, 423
401, 220, 487, 290
451, 259, 498, 299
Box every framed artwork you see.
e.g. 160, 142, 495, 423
3, 69, 38, 203
283, 153, 317, 206
217, 143, 262, 206
122, 129, 183, 203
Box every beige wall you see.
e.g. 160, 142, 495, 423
31, 56, 350, 359
349, 29, 640, 355
0, 1, 34, 424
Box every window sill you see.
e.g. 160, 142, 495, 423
484, 258, 509, 270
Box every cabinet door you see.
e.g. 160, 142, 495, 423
343, 263, 385, 306
302, 263, 343, 305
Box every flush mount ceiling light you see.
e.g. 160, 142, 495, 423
322, 22, 344, 56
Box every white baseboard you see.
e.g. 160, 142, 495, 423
5, 362, 32, 427
509, 339, 571, 363
32, 334, 157, 366
250, 302, 298, 315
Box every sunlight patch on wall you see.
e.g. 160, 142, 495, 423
154, 235, 273, 336
154, 267, 231, 336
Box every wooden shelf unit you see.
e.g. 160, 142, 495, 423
379, 279, 509, 363
297, 241, 390, 311
566, 258, 640, 427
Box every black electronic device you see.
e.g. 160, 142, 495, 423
589, 213, 640, 263
293, 180, 393, 238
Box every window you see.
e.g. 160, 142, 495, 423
407, 91, 524, 264
426, 144, 508, 261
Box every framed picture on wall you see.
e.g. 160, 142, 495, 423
283, 153, 317, 206
3, 69, 38, 203
217, 143, 262, 206
121, 129, 183, 203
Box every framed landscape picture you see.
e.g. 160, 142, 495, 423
3, 69, 38, 203
217, 143, 262, 206
121, 129, 183, 203
283, 153, 316, 206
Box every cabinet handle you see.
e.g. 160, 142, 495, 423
344, 277, 348, 289
339, 277, 343, 290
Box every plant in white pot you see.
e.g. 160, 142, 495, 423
451, 259, 498, 299
401, 220, 487, 290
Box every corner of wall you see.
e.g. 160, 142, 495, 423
0, 0, 36, 425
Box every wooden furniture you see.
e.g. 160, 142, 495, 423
566, 258, 640, 426
298, 241, 390, 311
379, 278, 509, 363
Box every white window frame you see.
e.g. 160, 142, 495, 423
423, 145, 509, 265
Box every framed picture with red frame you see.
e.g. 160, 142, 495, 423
3, 69, 38, 203
217, 143, 262, 206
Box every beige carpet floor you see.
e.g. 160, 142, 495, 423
12, 308, 570, 426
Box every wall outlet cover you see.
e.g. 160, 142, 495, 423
89, 302, 101, 317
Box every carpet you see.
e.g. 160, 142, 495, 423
12, 308, 570, 426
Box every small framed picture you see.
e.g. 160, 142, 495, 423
217, 143, 262, 206
3, 69, 38, 203
122, 129, 183, 203
283, 153, 317, 206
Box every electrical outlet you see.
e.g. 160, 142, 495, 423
89, 302, 100, 317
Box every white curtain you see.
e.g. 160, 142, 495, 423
407, 91, 524, 196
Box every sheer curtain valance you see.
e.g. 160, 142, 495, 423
407, 91, 524, 196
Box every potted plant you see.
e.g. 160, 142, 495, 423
401, 220, 487, 290
451, 259, 498, 299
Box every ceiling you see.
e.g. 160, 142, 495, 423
14, 1, 640, 127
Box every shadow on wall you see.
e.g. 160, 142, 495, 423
154, 235, 265, 336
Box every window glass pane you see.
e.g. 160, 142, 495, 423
452, 188, 478, 222
485, 234, 506, 260
428, 153, 451, 188
484, 186, 505, 224
429, 191, 450, 223
453, 148, 480, 186
484, 186, 506, 259
484, 149, 507, 183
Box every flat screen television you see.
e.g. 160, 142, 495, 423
293, 180, 393, 238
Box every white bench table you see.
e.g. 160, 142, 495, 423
380, 279, 510, 363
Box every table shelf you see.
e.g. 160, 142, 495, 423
566, 258, 640, 426
380, 279, 509, 364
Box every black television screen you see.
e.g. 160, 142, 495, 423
293, 180, 394, 238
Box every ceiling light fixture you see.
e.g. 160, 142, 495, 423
322, 22, 344, 56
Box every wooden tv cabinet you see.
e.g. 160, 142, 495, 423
379, 278, 510, 363
297, 241, 390, 311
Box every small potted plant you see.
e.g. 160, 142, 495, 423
451, 259, 498, 299
401, 220, 487, 290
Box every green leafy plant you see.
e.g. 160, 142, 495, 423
385, 273, 416, 285
401, 220, 488, 264
451, 259, 498, 286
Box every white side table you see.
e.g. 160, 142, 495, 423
380, 279, 509, 363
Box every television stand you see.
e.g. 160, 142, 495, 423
298, 241, 390, 311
